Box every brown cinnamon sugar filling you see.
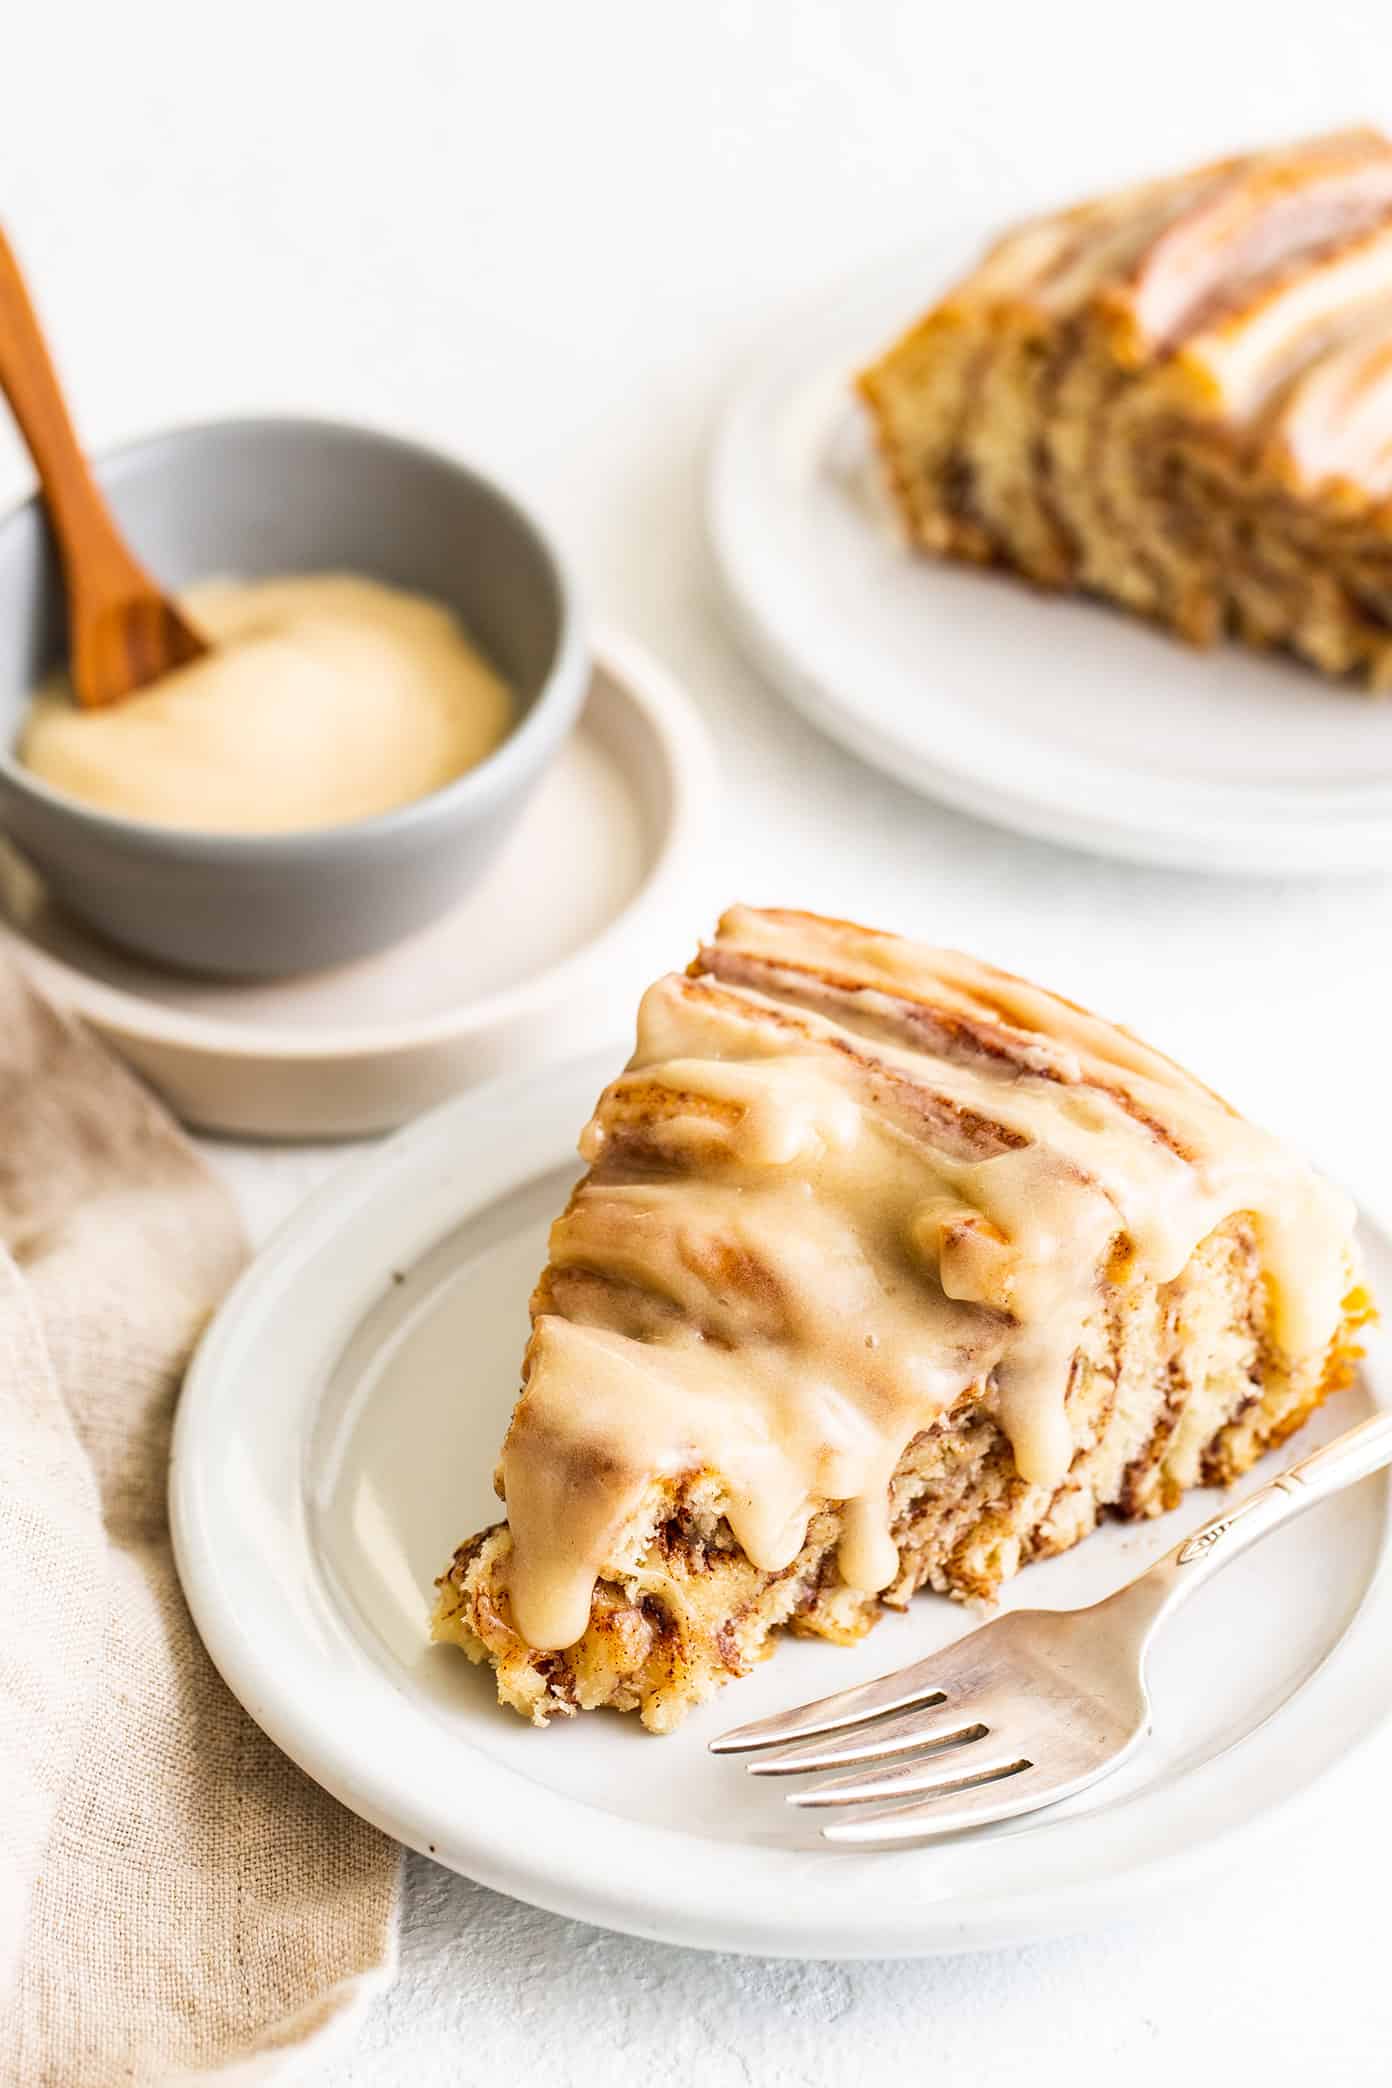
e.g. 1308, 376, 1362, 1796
858, 128, 1392, 688
432, 908, 1368, 1732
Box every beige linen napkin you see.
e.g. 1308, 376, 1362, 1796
0, 963, 399, 2084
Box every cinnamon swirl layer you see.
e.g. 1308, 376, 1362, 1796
433, 908, 1368, 1730
858, 129, 1392, 685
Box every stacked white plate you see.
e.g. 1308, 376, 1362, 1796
710, 255, 1392, 876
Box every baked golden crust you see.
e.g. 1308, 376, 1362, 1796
858, 129, 1392, 686
432, 907, 1369, 1732
434, 1253, 1369, 1734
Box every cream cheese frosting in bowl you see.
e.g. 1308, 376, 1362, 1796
0, 417, 587, 976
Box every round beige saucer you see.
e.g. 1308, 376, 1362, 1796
0, 630, 713, 1139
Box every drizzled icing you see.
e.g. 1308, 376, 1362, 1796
913, 130, 1392, 495
497, 909, 1357, 1652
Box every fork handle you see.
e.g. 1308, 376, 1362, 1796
1100, 1410, 1392, 1644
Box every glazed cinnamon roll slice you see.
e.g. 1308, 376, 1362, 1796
858, 129, 1392, 685
433, 908, 1369, 1731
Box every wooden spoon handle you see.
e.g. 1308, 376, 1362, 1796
0, 227, 206, 706
0, 228, 155, 584
1, 228, 153, 589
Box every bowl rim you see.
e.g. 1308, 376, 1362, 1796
0, 626, 713, 1063
0, 411, 589, 855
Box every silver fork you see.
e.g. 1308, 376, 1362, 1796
710, 1411, 1392, 1846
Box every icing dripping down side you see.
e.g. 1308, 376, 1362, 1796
497, 908, 1358, 1652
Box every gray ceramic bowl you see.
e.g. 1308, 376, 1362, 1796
0, 417, 587, 977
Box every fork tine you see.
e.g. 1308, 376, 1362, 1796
791, 1746, 1032, 1811
819, 1767, 1049, 1845
818, 1750, 1126, 1845
708, 1652, 957, 1756
746, 1701, 989, 1777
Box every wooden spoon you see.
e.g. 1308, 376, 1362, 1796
0, 228, 207, 708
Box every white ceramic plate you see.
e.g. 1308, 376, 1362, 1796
710, 255, 1392, 874
171, 1049, 1392, 1958
0, 631, 711, 1138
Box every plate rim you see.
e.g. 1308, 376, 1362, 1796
171, 1049, 1392, 1957
0, 626, 712, 1062
708, 258, 1392, 876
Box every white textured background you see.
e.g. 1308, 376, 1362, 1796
6, 2, 1392, 2079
